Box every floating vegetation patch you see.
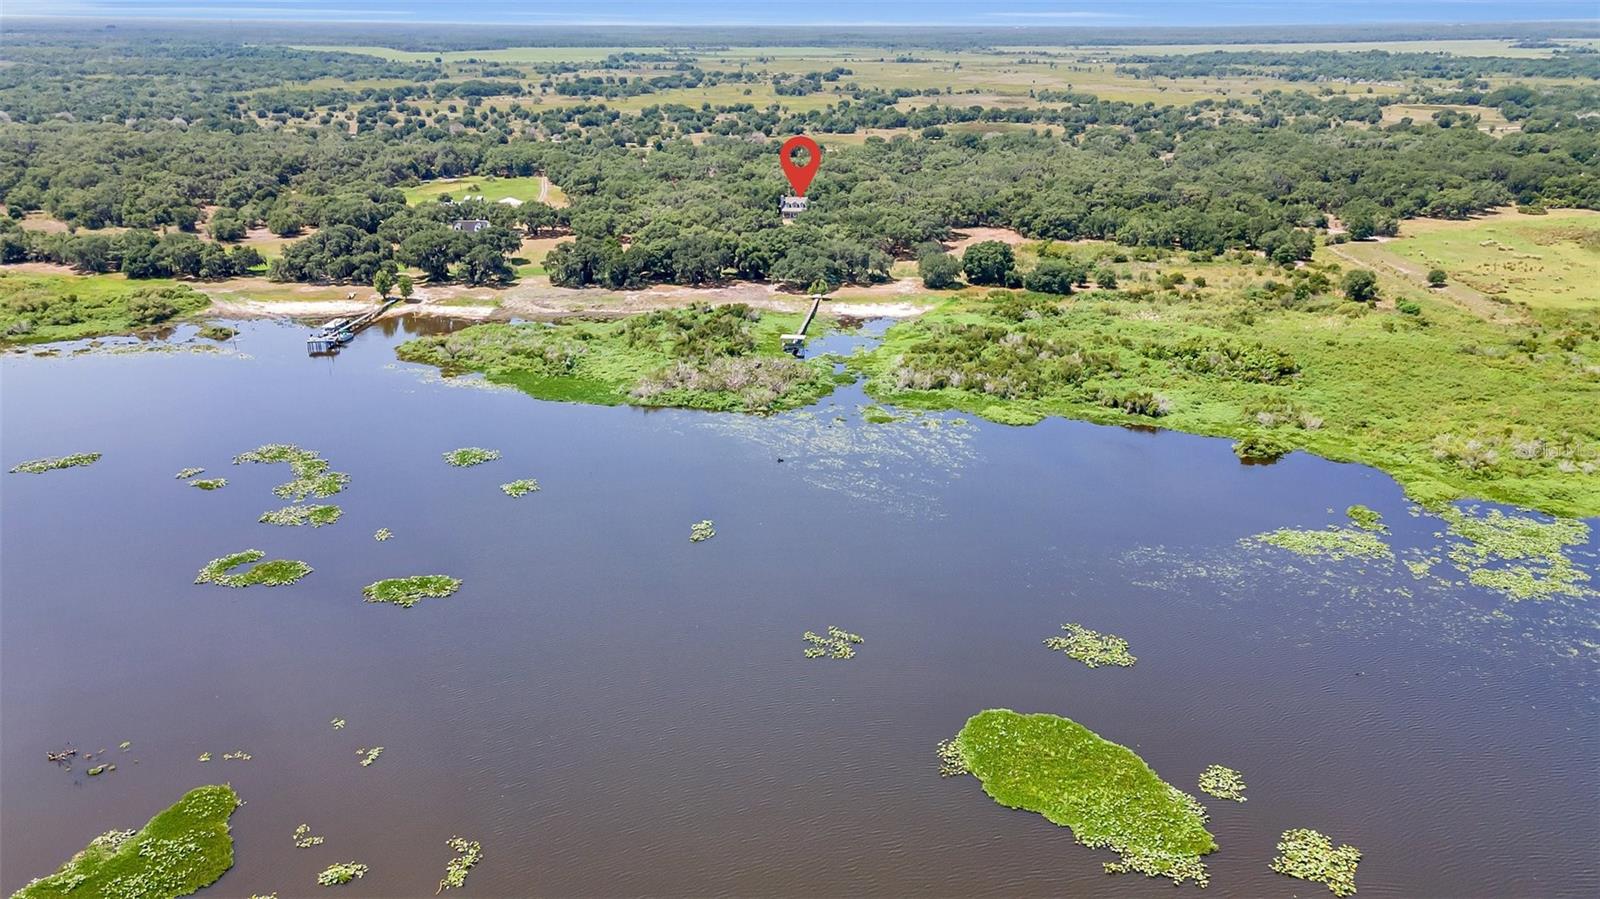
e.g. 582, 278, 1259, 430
443, 447, 500, 467
362, 575, 461, 608
1043, 623, 1136, 668
357, 747, 383, 767
1253, 525, 1393, 562
87, 763, 115, 776
946, 710, 1215, 887
1345, 505, 1386, 532
195, 550, 313, 588
1270, 828, 1361, 897
500, 478, 540, 497
292, 825, 324, 849
10, 784, 238, 899
802, 625, 863, 659
436, 837, 482, 893
316, 862, 368, 887
935, 739, 969, 777
234, 444, 349, 501
175, 468, 205, 480
10, 453, 101, 474
189, 478, 227, 490
197, 752, 211, 763
330, 718, 346, 730
1439, 506, 1592, 601
689, 520, 716, 542
220, 750, 252, 761
1197, 765, 1247, 802
258, 504, 342, 527
373, 528, 393, 542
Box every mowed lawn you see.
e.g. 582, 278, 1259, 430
1385, 209, 1600, 310
402, 176, 559, 206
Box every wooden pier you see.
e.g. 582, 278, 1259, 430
781, 295, 823, 355
307, 298, 399, 354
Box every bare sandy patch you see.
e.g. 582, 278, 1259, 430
945, 227, 1029, 254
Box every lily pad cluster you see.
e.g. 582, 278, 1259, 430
689, 519, 716, 542
437, 836, 482, 893
443, 447, 500, 467
1197, 764, 1247, 801
10, 453, 101, 474
259, 504, 343, 527
195, 550, 312, 588
1270, 828, 1361, 897
500, 478, 540, 497
802, 625, 863, 659
316, 862, 368, 887
1043, 623, 1136, 668
362, 575, 461, 608
234, 443, 350, 500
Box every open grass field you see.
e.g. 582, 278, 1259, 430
1381, 209, 1600, 311
1381, 103, 1515, 132
998, 39, 1600, 58
402, 175, 558, 206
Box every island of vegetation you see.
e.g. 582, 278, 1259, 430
11, 784, 239, 899
802, 625, 863, 659
1270, 828, 1361, 897
195, 550, 314, 588
438, 837, 483, 893
942, 709, 1216, 886
234, 444, 350, 501
442, 447, 501, 467
362, 575, 462, 607
316, 862, 368, 887
1043, 623, 1136, 668
1197, 765, 1248, 802
259, 503, 343, 527
9, 453, 101, 474
500, 478, 540, 497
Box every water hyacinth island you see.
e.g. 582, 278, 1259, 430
1043, 623, 1136, 668
362, 575, 461, 608
259, 504, 343, 527
802, 625, 864, 659
9, 453, 101, 474
1197, 765, 1247, 802
10, 785, 239, 899
943, 710, 1215, 886
1270, 828, 1361, 897
689, 520, 716, 542
316, 862, 368, 887
443, 447, 500, 468
437, 837, 483, 893
195, 550, 313, 588
500, 478, 540, 497
233, 443, 350, 501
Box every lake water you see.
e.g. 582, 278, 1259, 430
3, 316, 1596, 897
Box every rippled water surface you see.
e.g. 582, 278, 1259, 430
3, 317, 1596, 897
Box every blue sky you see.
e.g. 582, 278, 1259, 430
6, 1, 1598, 26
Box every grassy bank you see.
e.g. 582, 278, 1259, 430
12, 785, 239, 899
854, 272, 1599, 517
396, 304, 839, 413
0, 273, 207, 345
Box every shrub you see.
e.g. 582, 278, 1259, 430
1341, 269, 1379, 302
918, 251, 962, 289
1427, 268, 1447, 287
961, 240, 1016, 286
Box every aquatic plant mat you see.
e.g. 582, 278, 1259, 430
437, 837, 482, 893
689, 519, 716, 542
443, 447, 499, 467
11, 784, 238, 899
189, 478, 227, 490
1439, 506, 1592, 601
259, 504, 342, 527
1043, 623, 1136, 668
316, 862, 367, 886
195, 550, 312, 588
362, 575, 461, 608
802, 625, 863, 659
1270, 828, 1361, 897
233, 443, 349, 500
500, 478, 539, 497
1197, 765, 1247, 801
944, 709, 1215, 887
10, 453, 100, 474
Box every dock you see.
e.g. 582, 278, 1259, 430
307, 298, 399, 354
781, 295, 823, 355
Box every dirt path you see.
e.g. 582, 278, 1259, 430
1326, 241, 1520, 323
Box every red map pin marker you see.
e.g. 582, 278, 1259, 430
780, 135, 822, 197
